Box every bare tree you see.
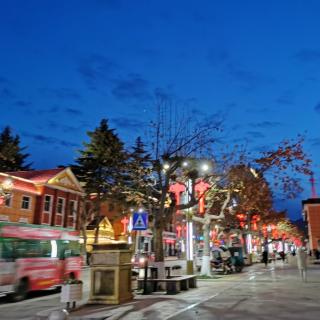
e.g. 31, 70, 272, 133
146, 95, 223, 278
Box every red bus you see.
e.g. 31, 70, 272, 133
0, 222, 82, 301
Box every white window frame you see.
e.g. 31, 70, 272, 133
68, 200, 77, 228
21, 195, 31, 210
55, 197, 65, 226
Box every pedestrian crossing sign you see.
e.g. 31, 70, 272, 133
132, 212, 148, 230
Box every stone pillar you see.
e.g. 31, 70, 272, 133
88, 243, 133, 304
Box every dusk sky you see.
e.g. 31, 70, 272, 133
1, 0, 319, 220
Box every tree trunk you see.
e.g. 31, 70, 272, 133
154, 218, 165, 280
81, 224, 88, 251
200, 221, 212, 276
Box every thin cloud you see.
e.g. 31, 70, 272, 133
249, 121, 282, 128
276, 97, 294, 106
206, 49, 230, 66
246, 131, 265, 139
24, 132, 79, 148
46, 120, 82, 134
310, 138, 320, 147
246, 107, 270, 114
154, 87, 175, 101
111, 117, 146, 131
0, 76, 10, 84
295, 49, 320, 63
39, 87, 83, 101
226, 63, 275, 89
0, 76, 15, 100
78, 54, 118, 90
13, 100, 31, 107
111, 74, 150, 101
65, 108, 83, 116
0, 88, 15, 99
206, 49, 274, 90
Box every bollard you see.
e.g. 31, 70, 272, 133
47, 309, 69, 320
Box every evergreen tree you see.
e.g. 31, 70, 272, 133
75, 119, 127, 241
0, 126, 31, 172
126, 136, 153, 206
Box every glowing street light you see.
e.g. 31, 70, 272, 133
163, 163, 170, 170
201, 163, 210, 172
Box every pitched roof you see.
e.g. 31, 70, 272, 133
7, 168, 65, 184
0, 175, 39, 194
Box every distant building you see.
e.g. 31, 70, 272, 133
302, 198, 320, 251
0, 167, 84, 229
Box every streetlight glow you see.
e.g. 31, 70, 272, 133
163, 163, 170, 170
2, 178, 13, 190
201, 163, 209, 172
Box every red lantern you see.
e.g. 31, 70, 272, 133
176, 225, 182, 238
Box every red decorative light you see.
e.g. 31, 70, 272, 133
236, 213, 246, 220
121, 216, 129, 234
195, 180, 210, 214
169, 183, 186, 210
176, 225, 182, 238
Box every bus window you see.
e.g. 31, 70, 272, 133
40, 240, 52, 257
0, 240, 14, 261
58, 240, 81, 259
14, 240, 42, 258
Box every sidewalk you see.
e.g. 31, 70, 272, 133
36, 262, 320, 320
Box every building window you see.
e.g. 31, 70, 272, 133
108, 203, 115, 212
21, 196, 31, 210
55, 197, 65, 226
5, 196, 12, 207
44, 195, 53, 212
68, 200, 77, 228
57, 198, 65, 214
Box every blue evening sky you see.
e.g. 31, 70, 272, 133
0, 0, 319, 220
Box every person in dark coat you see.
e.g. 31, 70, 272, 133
262, 250, 269, 267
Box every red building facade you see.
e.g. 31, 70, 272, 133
0, 167, 84, 229
302, 198, 320, 251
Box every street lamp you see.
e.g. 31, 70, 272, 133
186, 179, 194, 275
200, 163, 210, 172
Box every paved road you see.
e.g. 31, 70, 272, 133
0, 268, 91, 320
1, 262, 320, 320
168, 264, 320, 320
79, 262, 319, 320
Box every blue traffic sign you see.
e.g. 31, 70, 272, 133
132, 212, 148, 230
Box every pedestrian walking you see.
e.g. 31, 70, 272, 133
262, 250, 269, 267
279, 251, 286, 263
296, 247, 308, 282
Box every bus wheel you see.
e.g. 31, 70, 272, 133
9, 278, 29, 302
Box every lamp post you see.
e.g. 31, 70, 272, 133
184, 161, 211, 275
139, 254, 149, 295
186, 183, 194, 275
